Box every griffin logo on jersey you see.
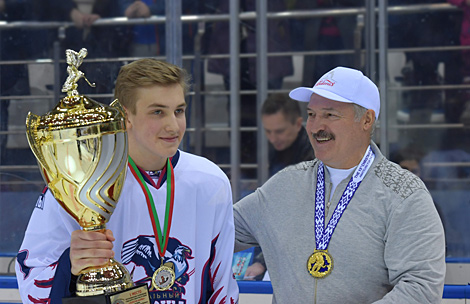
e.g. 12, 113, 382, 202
122, 235, 194, 303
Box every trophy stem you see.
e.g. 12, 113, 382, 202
76, 226, 134, 296
83, 224, 106, 232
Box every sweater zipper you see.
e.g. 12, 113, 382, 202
325, 201, 331, 218
325, 181, 333, 217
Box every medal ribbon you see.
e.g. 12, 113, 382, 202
315, 146, 375, 250
128, 157, 175, 257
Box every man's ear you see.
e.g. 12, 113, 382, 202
363, 110, 375, 131
122, 106, 132, 128
295, 116, 303, 131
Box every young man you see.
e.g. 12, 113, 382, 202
16, 58, 239, 304
233, 66, 445, 303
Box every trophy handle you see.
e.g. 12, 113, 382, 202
25, 112, 51, 178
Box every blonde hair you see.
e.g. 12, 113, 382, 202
114, 58, 191, 114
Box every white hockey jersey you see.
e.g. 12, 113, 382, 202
16, 150, 239, 304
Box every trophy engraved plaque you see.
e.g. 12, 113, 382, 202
26, 48, 150, 304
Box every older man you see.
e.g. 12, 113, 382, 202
233, 66, 445, 303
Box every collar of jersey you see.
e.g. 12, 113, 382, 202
131, 150, 180, 189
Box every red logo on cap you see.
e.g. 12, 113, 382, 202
314, 71, 336, 87
315, 79, 335, 87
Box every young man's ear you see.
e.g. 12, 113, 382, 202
122, 106, 132, 127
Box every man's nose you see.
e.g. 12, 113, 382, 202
268, 134, 279, 145
307, 117, 324, 134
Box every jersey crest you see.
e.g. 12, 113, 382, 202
122, 235, 194, 303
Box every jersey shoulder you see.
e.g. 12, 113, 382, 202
177, 151, 229, 181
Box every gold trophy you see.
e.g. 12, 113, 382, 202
25, 49, 150, 303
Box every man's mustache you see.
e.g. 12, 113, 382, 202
312, 130, 335, 141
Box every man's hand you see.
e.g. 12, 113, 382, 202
70, 8, 100, 28
125, 0, 151, 18
243, 262, 266, 280
70, 229, 115, 276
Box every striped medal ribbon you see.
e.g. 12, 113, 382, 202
307, 146, 375, 278
128, 157, 176, 291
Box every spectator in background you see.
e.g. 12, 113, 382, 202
0, 0, 118, 165
391, 145, 449, 252
419, 130, 470, 257
30, 0, 130, 103
447, 0, 470, 125
420, 142, 470, 191
261, 93, 315, 176
0, 0, 99, 163
119, 0, 162, 57
67, 0, 131, 103
31, 0, 100, 58
390, 145, 425, 177
243, 250, 267, 281
0, 0, 32, 165
287, 0, 360, 86
389, 141, 470, 258
243, 93, 315, 280
390, 145, 447, 216
389, 0, 462, 124
206, 0, 293, 165
119, 0, 199, 57
207, 0, 293, 90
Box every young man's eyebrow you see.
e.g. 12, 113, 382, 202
147, 102, 187, 108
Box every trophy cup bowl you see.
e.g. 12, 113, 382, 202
25, 49, 150, 303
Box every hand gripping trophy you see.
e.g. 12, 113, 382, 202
25, 49, 150, 303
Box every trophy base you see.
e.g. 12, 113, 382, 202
63, 284, 150, 304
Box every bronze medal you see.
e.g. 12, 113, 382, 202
307, 250, 333, 278
152, 265, 176, 291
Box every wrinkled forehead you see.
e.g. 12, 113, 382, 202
307, 94, 354, 112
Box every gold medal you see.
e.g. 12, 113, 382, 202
152, 265, 176, 291
307, 250, 333, 278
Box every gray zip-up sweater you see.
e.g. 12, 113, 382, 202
234, 142, 445, 303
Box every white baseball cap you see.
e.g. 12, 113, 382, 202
289, 66, 380, 119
